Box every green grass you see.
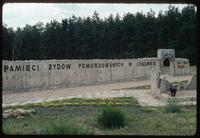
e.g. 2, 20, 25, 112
98, 107, 125, 129
41, 117, 94, 135
2, 97, 196, 135
164, 102, 182, 113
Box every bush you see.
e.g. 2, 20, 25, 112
42, 117, 93, 135
164, 102, 182, 113
98, 107, 125, 129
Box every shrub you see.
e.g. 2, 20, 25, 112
164, 102, 182, 113
98, 107, 125, 129
42, 117, 93, 135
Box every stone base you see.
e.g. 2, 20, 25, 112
160, 90, 196, 105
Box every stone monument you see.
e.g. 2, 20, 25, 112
157, 49, 176, 76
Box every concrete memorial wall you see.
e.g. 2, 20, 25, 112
174, 58, 190, 75
2, 49, 192, 93
3, 58, 160, 92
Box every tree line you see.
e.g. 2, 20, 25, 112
2, 5, 197, 65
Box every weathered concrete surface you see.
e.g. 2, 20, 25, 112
157, 49, 190, 76
187, 74, 197, 90
3, 59, 160, 92
175, 58, 190, 76
162, 74, 193, 82
151, 70, 161, 97
157, 49, 175, 61
157, 49, 176, 76
190, 66, 197, 74
159, 76, 172, 93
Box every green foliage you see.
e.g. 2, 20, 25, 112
2, 5, 196, 65
172, 80, 188, 85
42, 117, 93, 135
164, 102, 182, 113
4, 97, 140, 109
98, 107, 125, 129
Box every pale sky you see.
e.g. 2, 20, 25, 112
3, 3, 190, 29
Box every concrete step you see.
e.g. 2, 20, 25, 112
167, 96, 196, 102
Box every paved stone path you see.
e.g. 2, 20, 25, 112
2, 75, 195, 107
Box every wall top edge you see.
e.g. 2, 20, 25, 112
175, 58, 189, 60
2, 58, 161, 62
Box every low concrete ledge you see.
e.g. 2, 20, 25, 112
167, 96, 196, 102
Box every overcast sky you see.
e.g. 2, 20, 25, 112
3, 3, 190, 29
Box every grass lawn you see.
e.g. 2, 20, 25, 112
2, 97, 196, 135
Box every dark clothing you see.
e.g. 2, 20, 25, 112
169, 87, 177, 97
